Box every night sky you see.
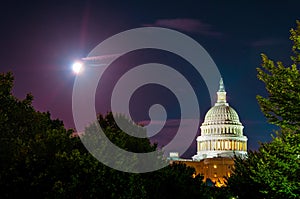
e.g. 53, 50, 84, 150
1, 1, 299, 157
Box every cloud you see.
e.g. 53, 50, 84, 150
82, 53, 121, 61
143, 18, 222, 37
82, 53, 122, 66
250, 38, 286, 47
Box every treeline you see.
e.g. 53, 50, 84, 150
0, 73, 227, 198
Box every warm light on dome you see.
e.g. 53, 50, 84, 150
72, 61, 83, 74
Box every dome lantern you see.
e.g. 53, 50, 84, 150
216, 78, 228, 106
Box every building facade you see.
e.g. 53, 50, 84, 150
171, 78, 248, 187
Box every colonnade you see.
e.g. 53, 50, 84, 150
201, 126, 243, 135
197, 140, 247, 151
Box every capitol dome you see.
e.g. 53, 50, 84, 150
192, 78, 247, 160
203, 105, 241, 126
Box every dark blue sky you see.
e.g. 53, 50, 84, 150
1, 0, 299, 156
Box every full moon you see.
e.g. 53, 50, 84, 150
72, 61, 83, 74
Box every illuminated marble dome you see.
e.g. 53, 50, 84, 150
204, 105, 241, 126
192, 78, 247, 160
